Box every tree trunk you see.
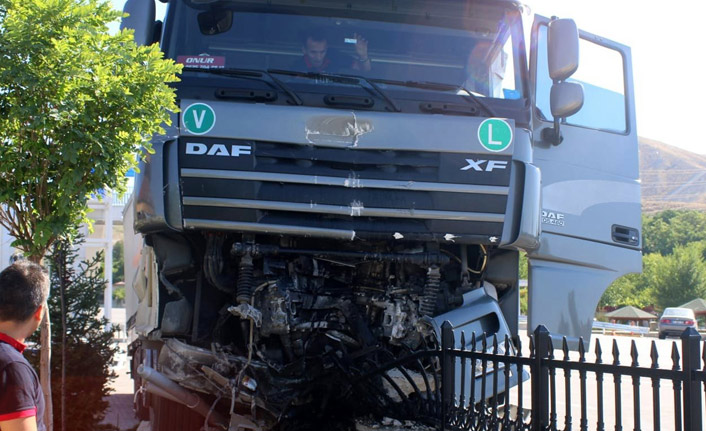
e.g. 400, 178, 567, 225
28, 254, 53, 431
58, 246, 67, 431
40, 309, 54, 431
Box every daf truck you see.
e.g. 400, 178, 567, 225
121, 0, 641, 429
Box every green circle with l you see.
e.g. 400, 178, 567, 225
182, 103, 216, 135
477, 118, 513, 152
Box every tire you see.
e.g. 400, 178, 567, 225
658, 332, 666, 339
150, 394, 206, 431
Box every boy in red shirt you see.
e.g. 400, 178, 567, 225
0, 261, 49, 431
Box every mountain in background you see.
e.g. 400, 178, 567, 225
639, 138, 706, 213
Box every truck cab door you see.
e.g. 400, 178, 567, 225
527, 16, 642, 345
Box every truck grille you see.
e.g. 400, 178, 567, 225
178, 138, 511, 242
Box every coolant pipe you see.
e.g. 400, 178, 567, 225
138, 364, 228, 429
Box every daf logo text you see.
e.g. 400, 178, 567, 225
186, 142, 252, 157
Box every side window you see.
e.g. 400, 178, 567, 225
536, 25, 627, 133
493, 36, 520, 99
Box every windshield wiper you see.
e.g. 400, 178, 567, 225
185, 67, 303, 106
370, 78, 497, 117
267, 69, 400, 113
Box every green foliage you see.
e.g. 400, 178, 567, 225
518, 251, 528, 280
112, 240, 124, 283
112, 284, 125, 307
651, 241, 706, 309
642, 210, 706, 255
0, 0, 180, 259
601, 210, 706, 311
599, 273, 648, 308
28, 237, 118, 431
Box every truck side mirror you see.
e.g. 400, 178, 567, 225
547, 19, 579, 81
543, 18, 582, 145
121, 0, 156, 46
550, 81, 584, 118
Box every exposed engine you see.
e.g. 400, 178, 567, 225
141, 232, 502, 429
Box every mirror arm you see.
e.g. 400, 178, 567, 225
541, 119, 563, 146
543, 77, 563, 146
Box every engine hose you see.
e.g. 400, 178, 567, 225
236, 253, 254, 304
204, 235, 237, 294
419, 265, 441, 317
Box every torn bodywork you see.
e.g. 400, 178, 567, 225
133, 234, 519, 429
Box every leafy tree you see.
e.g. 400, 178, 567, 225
651, 241, 706, 310
643, 210, 706, 255
600, 273, 647, 308
0, 1, 179, 427
112, 284, 125, 307
28, 237, 118, 431
599, 253, 663, 308
0, 0, 179, 257
112, 240, 124, 283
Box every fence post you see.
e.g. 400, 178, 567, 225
531, 325, 551, 431
441, 321, 455, 431
681, 327, 702, 431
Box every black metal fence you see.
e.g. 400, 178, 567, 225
438, 323, 706, 431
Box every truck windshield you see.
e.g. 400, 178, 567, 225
164, 0, 525, 100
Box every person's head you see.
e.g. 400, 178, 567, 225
466, 40, 492, 70
0, 261, 49, 330
302, 30, 328, 68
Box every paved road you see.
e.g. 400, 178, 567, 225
102, 345, 142, 431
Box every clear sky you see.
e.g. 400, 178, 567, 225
112, 0, 706, 155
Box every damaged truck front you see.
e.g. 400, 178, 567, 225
121, 0, 641, 429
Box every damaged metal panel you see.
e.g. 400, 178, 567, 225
305, 113, 373, 147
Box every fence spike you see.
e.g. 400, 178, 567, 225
548, 336, 555, 360
529, 334, 535, 358
492, 334, 499, 355
650, 341, 659, 368
594, 339, 605, 431
631, 340, 639, 367
578, 337, 586, 362
594, 339, 603, 364
504, 334, 511, 357
460, 331, 466, 352
470, 331, 477, 352
671, 342, 680, 369
562, 337, 570, 360
612, 339, 620, 366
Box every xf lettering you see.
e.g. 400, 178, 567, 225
460, 159, 508, 172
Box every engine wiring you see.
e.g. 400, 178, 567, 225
441, 245, 487, 275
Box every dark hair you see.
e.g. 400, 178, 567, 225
0, 261, 49, 322
302, 28, 328, 45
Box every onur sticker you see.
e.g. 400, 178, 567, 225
182, 103, 216, 135
477, 118, 513, 152
177, 55, 225, 69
